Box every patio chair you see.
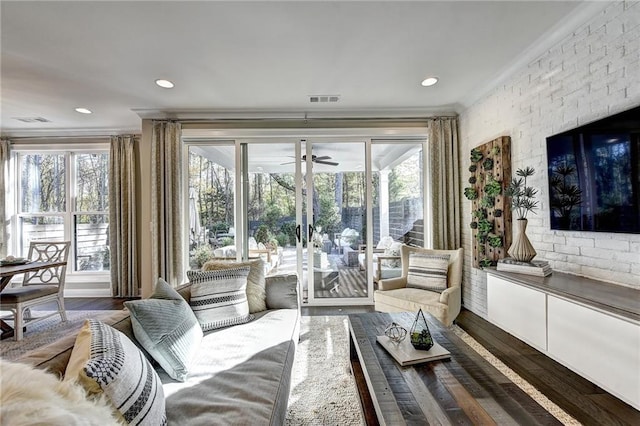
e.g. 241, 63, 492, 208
357, 237, 402, 283
0, 241, 70, 340
374, 245, 463, 326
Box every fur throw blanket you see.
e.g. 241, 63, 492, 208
0, 359, 120, 425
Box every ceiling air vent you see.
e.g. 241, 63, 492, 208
309, 95, 340, 103
14, 117, 51, 123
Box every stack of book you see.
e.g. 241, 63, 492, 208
496, 258, 552, 277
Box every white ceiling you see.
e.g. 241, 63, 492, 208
1, 1, 599, 137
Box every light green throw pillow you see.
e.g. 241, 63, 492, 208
124, 278, 203, 382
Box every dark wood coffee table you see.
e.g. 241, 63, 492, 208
348, 312, 562, 425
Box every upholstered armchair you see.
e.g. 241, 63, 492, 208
374, 245, 463, 326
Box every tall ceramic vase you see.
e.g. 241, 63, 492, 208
508, 218, 537, 262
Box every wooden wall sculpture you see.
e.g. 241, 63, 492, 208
464, 136, 512, 268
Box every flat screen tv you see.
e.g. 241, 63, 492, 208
546, 105, 640, 234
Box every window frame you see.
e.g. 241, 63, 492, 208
11, 142, 110, 278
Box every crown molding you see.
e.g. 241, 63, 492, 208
459, 1, 610, 111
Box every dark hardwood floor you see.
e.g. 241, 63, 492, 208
455, 308, 640, 426
31, 299, 638, 423
32, 297, 133, 311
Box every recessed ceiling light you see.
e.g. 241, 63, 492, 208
155, 79, 174, 89
421, 77, 439, 87
75, 107, 92, 114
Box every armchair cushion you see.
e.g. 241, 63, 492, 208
406, 253, 450, 293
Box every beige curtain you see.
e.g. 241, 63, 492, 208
429, 117, 461, 250
109, 135, 138, 297
0, 139, 9, 258
151, 121, 183, 287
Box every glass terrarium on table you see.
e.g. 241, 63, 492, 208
410, 309, 434, 351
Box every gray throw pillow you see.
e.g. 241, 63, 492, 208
265, 273, 299, 309
124, 278, 203, 382
406, 253, 450, 293
187, 267, 253, 331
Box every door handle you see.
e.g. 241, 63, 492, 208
308, 224, 314, 241
296, 224, 301, 243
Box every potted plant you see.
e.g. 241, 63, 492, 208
505, 167, 539, 262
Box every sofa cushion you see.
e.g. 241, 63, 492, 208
202, 259, 267, 313
160, 308, 300, 426
187, 267, 253, 331
406, 253, 450, 293
64, 319, 167, 426
374, 288, 448, 322
382, 241, 402, 268
124, 278, 203, 382
376, 235, 394, 250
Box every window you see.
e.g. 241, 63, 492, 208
16, 149, 110, 273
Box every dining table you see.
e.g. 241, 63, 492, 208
0, 260, 67, 339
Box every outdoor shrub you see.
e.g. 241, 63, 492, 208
279, 222, 297, 246
276, 232, 289, 247
468, 176, 477, 184
255, 225, 272, 244
220, 237, 234, 247
469, 164, 477, 173
470, 221, 478, 229
193, 244, 214, 268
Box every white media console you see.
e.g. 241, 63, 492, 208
485, 269, 640, 410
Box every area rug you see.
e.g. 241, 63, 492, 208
286, 316, 364, 425
0, 310, 116, 360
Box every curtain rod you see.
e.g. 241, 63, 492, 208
4, 134, 138, 141
173, 115, 457, 124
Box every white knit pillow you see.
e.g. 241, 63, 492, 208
201, 259, 267, 313
64, 320, 167, 426
187, 267, 253, 331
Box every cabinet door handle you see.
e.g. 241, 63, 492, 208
295, 224, 301, 243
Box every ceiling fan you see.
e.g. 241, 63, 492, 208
281, 154, 339, 166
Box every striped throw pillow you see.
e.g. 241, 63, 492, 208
65, 319, 167, 426
124, 278, 203, 382
406, 253, 450, 293
187, 267, 253, 331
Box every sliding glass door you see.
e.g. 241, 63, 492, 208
183, 134, 427, 307
305, 141, 370, 304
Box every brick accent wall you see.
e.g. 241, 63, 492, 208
459, 1, 640, 317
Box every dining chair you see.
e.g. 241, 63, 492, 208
0, 241, 70, 340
